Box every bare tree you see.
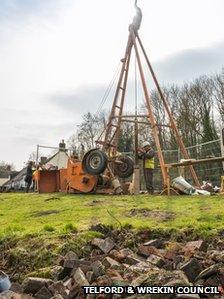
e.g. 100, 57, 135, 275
0, 161, 15, 172
213, 69, 224, 122
69, 112, 106, 152
68, 69, 223, 155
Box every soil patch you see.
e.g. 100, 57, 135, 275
126, 208, 175, 221
31, 210, 60, 217
86, 200, 103, 207
44, 197, 60, 202
90, 224, 114, 235
200, 206, 211, 211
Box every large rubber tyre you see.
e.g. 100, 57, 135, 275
82, 149, 108, 175
114, 156, 134, 179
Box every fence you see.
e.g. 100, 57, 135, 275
152, 139, 223, 190
37, 139, 223, 191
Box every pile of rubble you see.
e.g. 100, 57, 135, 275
1, 232, 224, 299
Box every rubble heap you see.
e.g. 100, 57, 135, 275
1, 229, 224, 299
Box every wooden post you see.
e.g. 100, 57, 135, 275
134, 166, 140, 195
136, 34, 200, 188
36, 145, 39, 167
221, 176, 224, 193
130, 29, 169, 188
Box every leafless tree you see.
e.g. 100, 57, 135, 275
213, 69, 224, 122
69, 69, 223, 154
0, 161, 15, 172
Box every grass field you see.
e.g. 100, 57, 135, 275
0, 192, 224, 281
0, 192, 224, 238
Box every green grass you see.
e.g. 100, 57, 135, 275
0, 192, 224, 281
0, 192, 224, 238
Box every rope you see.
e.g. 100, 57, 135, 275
95, 63, 121, 118
135, 53, 138, 116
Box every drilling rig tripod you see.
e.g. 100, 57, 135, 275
82, 0, 200, 194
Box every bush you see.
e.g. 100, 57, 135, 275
64, 223, 78, 233
43, 225, 55, 232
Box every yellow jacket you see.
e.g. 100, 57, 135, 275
145, 157, 155, 169
139, 148, 155, 169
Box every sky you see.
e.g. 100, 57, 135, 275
0, 0, 224, 169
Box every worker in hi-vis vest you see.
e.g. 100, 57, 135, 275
138, 141, 155, 194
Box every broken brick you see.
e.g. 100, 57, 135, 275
102, 257, 121, 269
73, 268, 89, 287
91, 238, 115, 254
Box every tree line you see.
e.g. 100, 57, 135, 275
0, 161, 14, 174
1, 69, 222, 173
69, 68, 223, 154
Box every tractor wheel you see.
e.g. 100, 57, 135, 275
82, 149, 108, 175
114, 156, 134, 179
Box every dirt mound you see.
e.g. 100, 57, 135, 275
1, 226, 224, 298
31, 210, 60, 217
3, 233, 224, 298
126, 208, 175, 221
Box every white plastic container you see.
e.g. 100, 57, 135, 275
0, 271, 11, 293
172, 176, 196, 195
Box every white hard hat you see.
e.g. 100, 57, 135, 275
142, 141, 151, 148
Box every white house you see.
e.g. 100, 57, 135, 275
3, 140, 69, 191
2, 168, 27, 191
42, 140, 69, 170
0, 172, 10, 189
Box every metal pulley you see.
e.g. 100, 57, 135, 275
130, 0, 142, 32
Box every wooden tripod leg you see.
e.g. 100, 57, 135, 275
130, 30, 169, 188
103, 35, 133, 150
136, 34, 200, 188
113, 50, 132, 149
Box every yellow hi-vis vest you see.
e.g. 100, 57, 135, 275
144, 157, 155, 169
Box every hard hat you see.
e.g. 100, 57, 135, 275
142, 141, 150, 148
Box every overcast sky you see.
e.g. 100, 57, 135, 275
0, 0, 224, 169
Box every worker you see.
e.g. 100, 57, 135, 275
25, 161, 34, 193
138, 142, 155, 194
32, 164, 38, 192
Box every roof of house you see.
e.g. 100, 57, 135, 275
0, 171, 10, 179
44, 149, 69, 164
2, 167, 27, 186
0, 178, 10, 187
10, 171, 19, 179
3, 147, 69, 187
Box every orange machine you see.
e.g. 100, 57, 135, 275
66, 159, 97, 193
34, 161, 97, 194
33, 169, 60, 193
34, 152, 133, 194
59, 168, 68, 192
